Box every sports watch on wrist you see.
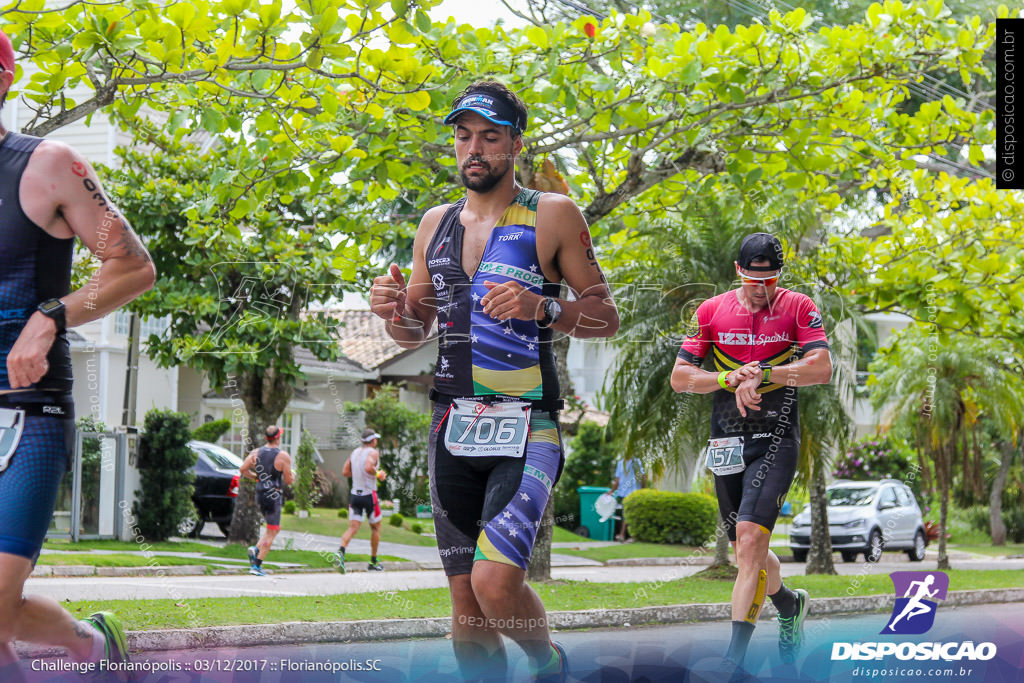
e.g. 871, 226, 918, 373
537, 297, 562, 328
758, 361, 773, 384
37, 298, 66, 334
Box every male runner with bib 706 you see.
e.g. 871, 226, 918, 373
370, 81, 618, 682
671, 233, 832, 666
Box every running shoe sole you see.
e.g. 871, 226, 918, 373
247, 545, 258, 566
779, 588, 810, 663
83, 611, 131, 679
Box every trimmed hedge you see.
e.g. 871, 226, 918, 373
623, 489, 717, 546
133, 409, 196, 541
191, 418, 231, 443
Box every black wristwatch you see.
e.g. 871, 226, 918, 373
758, 361, 773, 384
537, 297, 562, 328
37, 298, 66, 334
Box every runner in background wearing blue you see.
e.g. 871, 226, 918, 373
610, 457, 645, 542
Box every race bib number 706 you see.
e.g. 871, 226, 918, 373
443, 400, 531, 458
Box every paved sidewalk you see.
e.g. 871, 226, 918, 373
274, 529, 602, 569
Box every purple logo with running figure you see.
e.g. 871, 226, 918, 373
882, 571, 949, 635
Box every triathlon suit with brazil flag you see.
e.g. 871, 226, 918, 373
0, 132, 76, 562
678, 288, 829, 541
426, 188, 564, 576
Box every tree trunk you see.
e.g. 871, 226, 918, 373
989, 436, 1017, 546
806, 459, 837, 575
528, 496, 555, 582
530, 304, 574, 582
937, 443, 952, 570
713, 509, 731, 567
226, 366, 294, 545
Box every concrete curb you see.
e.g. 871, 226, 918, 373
31, 566, 211, 577
606, 556, 714, 567
33, 563, 425, 578
99, 587, 1024, 654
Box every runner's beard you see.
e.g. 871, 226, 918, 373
459, 157, 510, 193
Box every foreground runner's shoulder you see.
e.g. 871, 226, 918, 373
534, 192, 585, 235
414, 204, 452, 246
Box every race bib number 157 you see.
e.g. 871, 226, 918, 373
704, 436, 745, 476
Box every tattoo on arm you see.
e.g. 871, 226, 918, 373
110, 221, 152, 263
75, 165, 151, 263
73, 620, 93, 640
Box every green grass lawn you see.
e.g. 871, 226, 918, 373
40, 540, 406, 569
948, 543, 1024, 557
551, 527, 595, 543
286, 508, 439, 547
37, 554, 220, 569
43, 540, 216, 553
557, 543, 705, 561
60, 569, 1024, 631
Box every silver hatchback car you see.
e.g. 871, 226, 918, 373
789, 479, 927, 563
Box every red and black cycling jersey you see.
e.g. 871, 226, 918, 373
678, 288, 830, 439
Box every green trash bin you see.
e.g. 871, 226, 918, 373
577, 486, 614, 541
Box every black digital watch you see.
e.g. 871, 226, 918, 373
37, 298, 66, 334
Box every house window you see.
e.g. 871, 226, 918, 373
218, 410, 300, 456
114, 311, 170, 338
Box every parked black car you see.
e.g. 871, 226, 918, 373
179, 440, 241, 537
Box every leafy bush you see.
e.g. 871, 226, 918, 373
346, 384, 430, 516
553, 421, 617, 531
389, 513, 405, 527
191, 418, 231, 443
293, 430, 319, 512
410, 522, 423, 534
283, 500, 296, 515
966, 504, 1024, 543
1005, 508, 1024, 543
338, 508, 348, 518
624, 489, 717, 546
832, 434, 922, 496
317, 470, 346, 508
133, 409, 196, 541
947, 505, 991, 544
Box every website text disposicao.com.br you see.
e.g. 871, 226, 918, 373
837, 639, 996, 679
851, 665, 978, 678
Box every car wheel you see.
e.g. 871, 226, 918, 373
865, 529, 883, 563
906, 530, 927, 562
178, 509, 204, 538
791, 549, 807, 562
217, 522, 233, 537
574, 526, 591, 539
841, 551, 858, 563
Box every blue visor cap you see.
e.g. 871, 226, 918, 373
443, 91, 526, 135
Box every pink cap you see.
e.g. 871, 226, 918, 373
0, 30, 14, 73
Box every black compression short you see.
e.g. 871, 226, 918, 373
714, 434, 798, 542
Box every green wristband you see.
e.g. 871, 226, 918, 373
718, 370, 731, 390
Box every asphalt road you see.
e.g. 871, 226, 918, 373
18, 601, 1024, 682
